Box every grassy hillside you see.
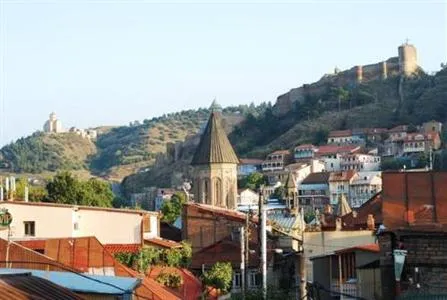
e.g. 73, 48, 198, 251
0, 132, 96, 173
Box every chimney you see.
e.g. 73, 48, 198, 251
335, 217, 342, 231
367, 214, 375, 230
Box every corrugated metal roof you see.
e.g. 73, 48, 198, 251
191, 112, 239, 165
0, 269, 141, 295
0, 272, 83, 300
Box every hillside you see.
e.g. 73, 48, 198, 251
122, 67, 447, 194
0, 132, 96, 173
0, 107, 247, 180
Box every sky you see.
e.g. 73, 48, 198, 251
0, 0, 446, 146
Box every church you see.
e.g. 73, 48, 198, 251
190, 110, 239, 209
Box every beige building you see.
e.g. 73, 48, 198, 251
43, 112, 63, 133
0, 201, 159, 245
191, 112, 239, 209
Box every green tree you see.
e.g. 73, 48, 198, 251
240, 172, 267, 190
46, 171, 80, 204
46, 172, 113, 207
202, 262, 233, 294
161, 192, 186, 223
271, 186, 286, 200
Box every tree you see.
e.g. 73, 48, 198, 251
161, 192, 186, 223
46, 171, 80, 204
46, 172, 113, 207
240, 172, 267, 190
202, 262, 233, 294
271, 186, 285, 200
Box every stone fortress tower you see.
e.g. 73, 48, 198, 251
191, 105, 240, 209
398, 41, 418, 77
43, 112, 63, 133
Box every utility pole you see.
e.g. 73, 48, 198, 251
240, 227, 246, 297
299, 208, 307, 299
245, 208, 250, 293
258, 186, 267, 299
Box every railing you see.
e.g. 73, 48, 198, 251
331, 282, 358, 300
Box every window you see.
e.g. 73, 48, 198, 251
73, 222, 79, 230
249, 271, 261, 287
233, 272, 241, 288
24, 221, 35, 236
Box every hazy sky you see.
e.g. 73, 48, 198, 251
1, 0, 446, 146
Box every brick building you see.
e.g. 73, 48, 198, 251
378, 171, 447, 299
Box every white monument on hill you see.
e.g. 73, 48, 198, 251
43, 112, 63, 133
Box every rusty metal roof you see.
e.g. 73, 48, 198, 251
191, 112, 239, 165
0, 272, 83, 300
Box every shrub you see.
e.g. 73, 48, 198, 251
156, 270, 183, 288
202, 262, 233, 294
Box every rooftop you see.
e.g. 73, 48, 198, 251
145, 237, 182, 249
329, 170, 357, 182
191, 112, 239, 165
316, 145, 360, 156
0, 200, 158, 216
0, 269, 141, 295
328, 130, 352, 138
301, 172, 330, 185
0, 272, 82, 300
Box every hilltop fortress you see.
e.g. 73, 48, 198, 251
274, 43, 419, 116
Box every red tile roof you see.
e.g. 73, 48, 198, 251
147, 266, 202, 300
144, 238, 182, 249
329, 170, 357, 182
342, 192, 383, 229
316, 145, 360, 156
334, 243, 379, 254
104, 244, 141, 255
328, 130, 352, 138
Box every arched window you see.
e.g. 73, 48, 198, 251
214, 178, 222, 207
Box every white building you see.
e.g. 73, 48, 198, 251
237, 188, 258, 206
349, 172, 382, 208
340, 154, 381, 172
316, 145, 361, 172
262, 150, 291, 172
328, 171, 357, 205
0, 201, 160, 245
43, 112, 63, 133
